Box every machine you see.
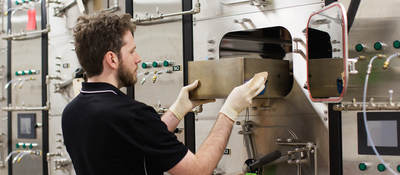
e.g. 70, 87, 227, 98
0, 0, 399, 175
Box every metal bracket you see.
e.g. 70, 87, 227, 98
53, 0, 77, 17
276, 139, 317, 175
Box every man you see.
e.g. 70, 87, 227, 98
62, 12, 268, 175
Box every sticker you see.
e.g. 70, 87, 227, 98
172, 65, 181, 71
224, 148, 230, 155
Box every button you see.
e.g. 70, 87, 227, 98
141, 62, 151, 69
163, 60, 174, 67
152, 61, 161, 67
393, 40, 400, 49
359, 163, 367, 171
397, 165, 400, 172
377, 164, 386, 172
355, 44, 365, 52
374, 42, 384, 50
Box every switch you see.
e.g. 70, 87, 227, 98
152, 61, 162, 67
374, 42, 385, 50
163, 60, 174, 67
393, 40, 400, 49
358, 163, 367, 171
377, 164, 386, 172
141, 62, 151, 69
355, 44, 365, 52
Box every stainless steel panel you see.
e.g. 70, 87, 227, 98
342, 111, 400, 175
133, 0, 185, 133
193, 3, 329, 174
343, 18, 400, 102
340, 1, 400, 175
308, 58, 344, 98
188, 57, 291, 99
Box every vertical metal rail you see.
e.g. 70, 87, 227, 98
182, 0, 196, 153
125, 0, 134, 99
41, 0, 49, 174
329, 103, 343, 175
6, 0, 12, 174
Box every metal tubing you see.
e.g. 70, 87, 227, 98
132, 0, 200, 24
2, 28, 50, 40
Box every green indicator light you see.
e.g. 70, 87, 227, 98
16, 143, 19, 148
141, 63, 148, 69
22, 143, 26, 149
163, 60, 169, 67
29, 143, 33, 149
359, 163, 367, 171
374, 42, 383, 50
15, 72, 19, 76
15, 1, 20, 5
377, 164, 386, 172
28, 70, 33, 75
393, 40, 400, 49
397, 165, 400, 172
355, 44, 364, 52
152, 61, 159, 67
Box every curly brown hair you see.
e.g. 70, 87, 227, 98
73, 13, 135, 77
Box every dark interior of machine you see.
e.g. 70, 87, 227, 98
219, 27, 292, 59
307, 28, 333, 59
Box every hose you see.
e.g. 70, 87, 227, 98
363, 55, 398, 175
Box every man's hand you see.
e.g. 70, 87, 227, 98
169, 80, 215, 120
220, 72, 269, 121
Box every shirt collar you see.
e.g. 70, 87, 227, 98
81, 82, 125, 96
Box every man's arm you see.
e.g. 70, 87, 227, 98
167, 72, 269, 175
161, 110, 180, 133
168, 113, 233, 175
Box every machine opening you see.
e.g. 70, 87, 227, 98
219, 27, 292, 59
217, 27, 294, 98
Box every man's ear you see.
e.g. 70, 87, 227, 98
103, 51, 119, 70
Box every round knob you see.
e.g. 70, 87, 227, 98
358, 163, 367, 171
374, 42, 384, 50
377, 164, 386, 172
393, 40, 400, 49
355, 44, 365, 52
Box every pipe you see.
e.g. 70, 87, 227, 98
101, 0, 119, 13
131, 0, 200, 24
5, 150, 19, 162
383, 53, 400, 69
2, 75, 57, 112
1, 28, 50, 40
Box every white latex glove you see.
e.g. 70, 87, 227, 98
220, 72, 269, 121
169, 80, 216, 120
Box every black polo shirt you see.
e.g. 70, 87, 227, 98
62, 82, 188, 175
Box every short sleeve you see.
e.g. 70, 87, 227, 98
107, 102, 188, 172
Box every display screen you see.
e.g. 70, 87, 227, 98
367, 120, 398, 147
17, 113, 36, 139
20, 117, 32, 135
358, 112, 400, 155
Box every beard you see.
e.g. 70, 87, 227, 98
117, 62, 137, 87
